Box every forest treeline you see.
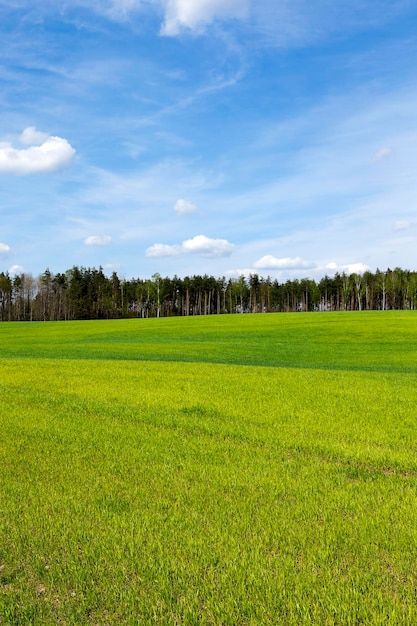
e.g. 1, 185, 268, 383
0, 266, 416, 321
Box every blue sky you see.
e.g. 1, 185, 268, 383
1, 0, 417, 281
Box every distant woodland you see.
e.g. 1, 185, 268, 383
0, 266, 417, 321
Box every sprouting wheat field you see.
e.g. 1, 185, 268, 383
1, 311, 417, 625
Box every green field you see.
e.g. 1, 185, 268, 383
1, 312, 417, 625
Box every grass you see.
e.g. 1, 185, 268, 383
1, 312, 417, 624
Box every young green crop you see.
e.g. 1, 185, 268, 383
1, 312, 417, 624
1, 310, 416, 372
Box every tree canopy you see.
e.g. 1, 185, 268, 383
0, 266, 416, 322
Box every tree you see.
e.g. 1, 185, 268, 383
352, 273, 364, 311
152, 273, 164, 318
0, 272, 12, 321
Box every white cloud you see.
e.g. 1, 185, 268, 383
225, 267, 256, 278
2, 0, 412, 47
0, 129, 75, 175
371, 146, 391, 162
146, 242, 181, 257
96, 0, 146, 21
325, 262, 338, 271
161, 0, 249, 35
84, 235, 112, 246
174, 198, 198, 215
393, 220, 411, 231
8, 264, 24, 275
183, 234, 234, 255
108, 0, 142, 13
250, 0, 414, 49
65, 0, 249, 31
19, 126, 49, 146
325, 261, 370, 275
345, 262, 370, 274
102, 262, 122, 271
0, 243, 11, 256
146, 234, 235, 257
254, 255, 314, 270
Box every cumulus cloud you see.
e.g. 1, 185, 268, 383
0, 243, 11, 257
174, 198, 198, 215
102, 262, 122, 271
254, 255, 314, 270
345, 262, 370, 274
84, 235, 112, 246
182, 234, 234, 254
19, 126, 49, 146
161, 0, 249, 35
146, 243, 181, 257
8, 264, 24, 275
146, 234, 235, 257
325, 261, 370, 274
0, 128, 75, 175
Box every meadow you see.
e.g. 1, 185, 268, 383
1, 311, 417, 625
